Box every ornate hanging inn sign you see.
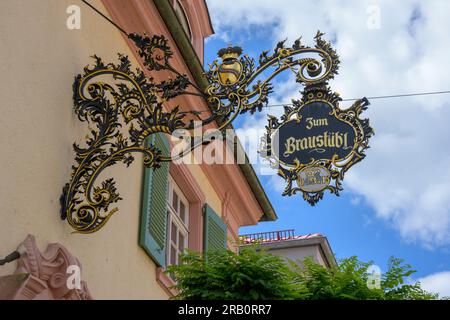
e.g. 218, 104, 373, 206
260, 89, 373, 205
61, 26, 373, 233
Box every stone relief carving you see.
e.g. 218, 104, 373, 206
0, 235, 92, 300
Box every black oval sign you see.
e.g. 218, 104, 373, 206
272, 102, 357, 166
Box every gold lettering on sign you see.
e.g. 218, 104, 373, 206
283, 132, 350, 157
306, 117, 328, 130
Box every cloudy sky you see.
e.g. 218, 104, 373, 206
205, 0, 450, 297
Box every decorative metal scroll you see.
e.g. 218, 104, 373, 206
61, 31, 362, 233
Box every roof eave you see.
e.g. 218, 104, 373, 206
154, 0, 277, 222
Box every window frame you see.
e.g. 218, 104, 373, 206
166, 176, 189, 267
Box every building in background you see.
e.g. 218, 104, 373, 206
0, 0, 276, 300
240, 229, 336, 268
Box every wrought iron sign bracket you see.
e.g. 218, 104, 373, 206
60, 30, 373, 234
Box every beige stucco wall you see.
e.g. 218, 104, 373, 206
267, 245, 327, 266
0, 0, 220, 299
184, 162, 222, 215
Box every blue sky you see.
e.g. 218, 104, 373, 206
204, 0, 450, 296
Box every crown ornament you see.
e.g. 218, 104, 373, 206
217, 45, 243, 60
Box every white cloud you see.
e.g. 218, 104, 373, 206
417, 272, 450, 298
206, 0, 450, 247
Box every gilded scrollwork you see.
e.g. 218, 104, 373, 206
204, 31, 340, 128
62, 30, 359, 233
60, 34, 200, 234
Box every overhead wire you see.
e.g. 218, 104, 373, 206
80, 0, 450, 113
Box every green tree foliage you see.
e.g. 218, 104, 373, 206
291, 256, 437, 300
167, 247, 439, 300
166, 247, 303, 300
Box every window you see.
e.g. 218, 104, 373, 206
166, 177, 189, 266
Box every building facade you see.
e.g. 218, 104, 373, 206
240, 230, 336, 268
0, 0, 276, 299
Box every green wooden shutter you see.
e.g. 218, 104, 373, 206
139, 133, 170, 268
203, 204, 227, 253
